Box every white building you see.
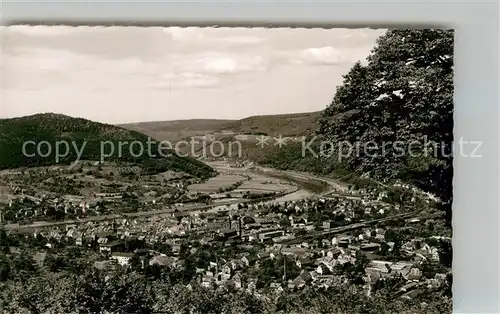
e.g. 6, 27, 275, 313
110, 252, 134, 266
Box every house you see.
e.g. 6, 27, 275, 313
291, 217, 307, 227
281, 247, 312, 258
360, 243, 381, 253
270, 282, 281, 289
33, 252, 47, 267
110, 252, 134, 266
314, 275, 341, 290
100, 241, 123, 254
337, 252, 355, 265
288, 271, 313, 290
247, 278, 258, 292
218, 272, 231, 283
149, 255, 174, 267
375, 234, 385, 241
241, 255, 257, 267
97, 231, 115, 244
321, 239, 331, 247
365, 260, 393, 277
84, 236, 96, 247
364, 270, 382, 286
218, 229, 238, 240
257, 251, 271, 260
202, 276, 215, 289
206, 271, 214, 278
324, 248, 341, 259
94, 260, 114, 270
75, 237, 84, 246
390, 261, 416, 278
258, 230, 285, 242
228, 259, 245, 271
296, 257, 314, 269
221, 264, 232, 275
171, 244, 181, 256
338, 236, 353, 248
316, 263, 331, 275
323, 221, 335, 229
209, 261, 218, 271
230, 273, 243, 290
200, 236, 215, 245
400, 266, 422, 281
272, 284, 284, 294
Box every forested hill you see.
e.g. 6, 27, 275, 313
318, 29, 454, 204
220, 111, 321, 137
0, 113, 214, 178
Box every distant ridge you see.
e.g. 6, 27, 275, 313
119, 111, 321, 141
120, 119, 236, 142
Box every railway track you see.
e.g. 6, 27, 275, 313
277, 210, 443, 245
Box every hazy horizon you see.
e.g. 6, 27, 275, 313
1, 25, 385, 124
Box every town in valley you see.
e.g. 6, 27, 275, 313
0, 26, 453, 313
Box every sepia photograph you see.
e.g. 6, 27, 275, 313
0, 25, 454, 313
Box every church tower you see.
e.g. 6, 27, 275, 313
0, 207, 5, 230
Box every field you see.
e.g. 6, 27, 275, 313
187, 174, 247, 193
187, 161, 299, 200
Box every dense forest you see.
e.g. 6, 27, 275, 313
0, 113, 214, 178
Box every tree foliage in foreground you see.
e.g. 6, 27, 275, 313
317, 29, 454, 206
0, 267, 452, 314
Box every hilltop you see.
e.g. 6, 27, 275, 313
0, 113, 214, 178
120, 119, 235, 142
219, 111, 321, 137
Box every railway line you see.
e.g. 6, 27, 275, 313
3, 192, 285, 232
278, 210, 443, 245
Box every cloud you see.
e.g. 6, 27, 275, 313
163, 27, 202, 41
2, 46, 162, 94
2, 26, 384, 123
4, 47, 157, 75
290, 47, 345, 65
162, 27, 264, 45
6, 25, 92, 37
219, 36, 263, 44
172, 53, 267, 74
5, 48, 78, 73
152, 72, 220, 89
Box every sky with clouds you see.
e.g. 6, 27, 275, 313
1, 25, 385, 124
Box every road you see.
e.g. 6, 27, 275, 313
251, 166, 346, 194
